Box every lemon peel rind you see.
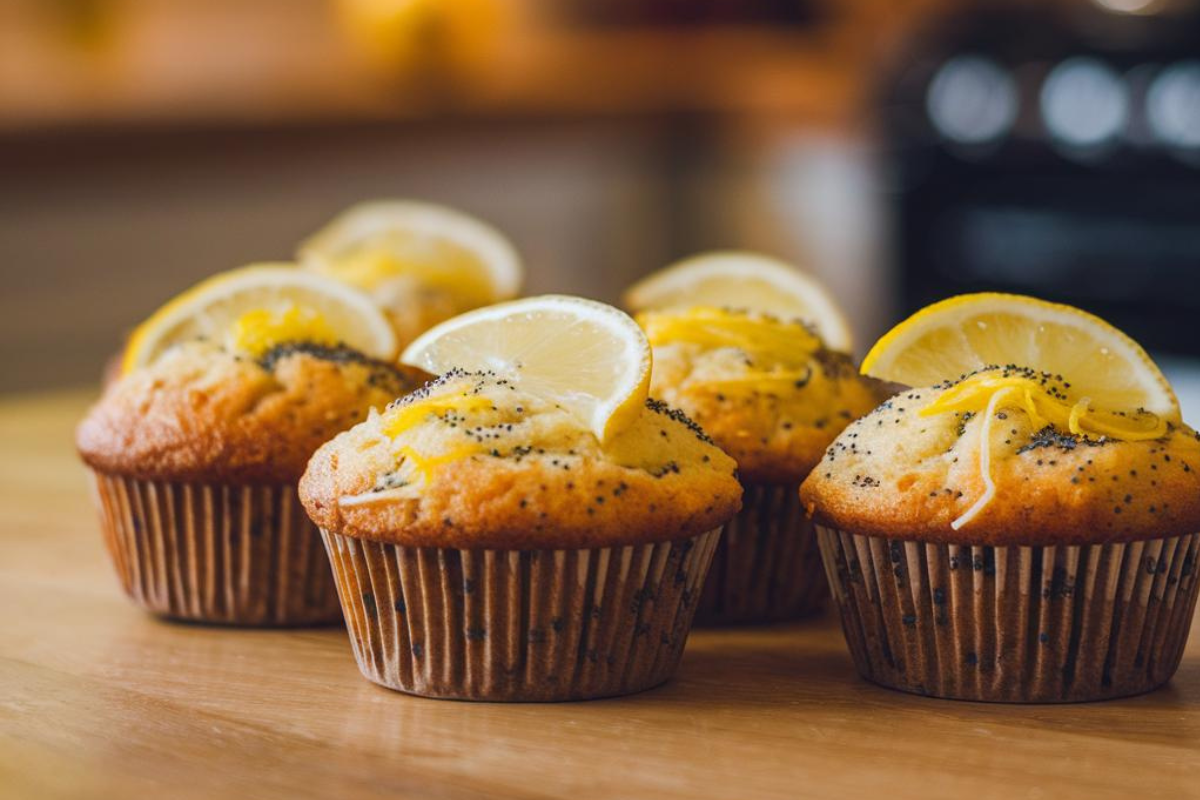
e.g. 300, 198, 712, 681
297, 200, 522, 301
861, 292, 1179, 421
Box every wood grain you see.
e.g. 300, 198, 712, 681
2, 390, 1200, 800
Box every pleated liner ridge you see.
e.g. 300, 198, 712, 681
816, 526, 1200, 702
695, 482, 827, 626
90, 472, 341, 625
321, 528, 722, 701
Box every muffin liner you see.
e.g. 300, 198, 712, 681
816, 525, 1200, 702
89, 471, 341, 625
695, 481, 827, 625
320, 527, 722, 701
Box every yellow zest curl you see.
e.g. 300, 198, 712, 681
378, 393, 495, 481
639, 306, 822, 397
922, 371, 1168, 530
921, 375, 1167, 441
382, 395, 494, 439
396, 444, 482, 481
640, 306, 821, 357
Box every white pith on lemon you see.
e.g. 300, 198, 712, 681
401, 295, 652, 442
622, 251, 853, 352
121, 264, 397, 373
860, 293, 1179, 530
297, 200, 522, 308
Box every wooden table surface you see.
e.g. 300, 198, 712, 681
3, 390, 1200, 800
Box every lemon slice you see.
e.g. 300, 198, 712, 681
862, 293, 1179, 421
122, 264, 398, 373
622, 251, 853, 352
401, 295, 652, 441
297, 200, 522, 307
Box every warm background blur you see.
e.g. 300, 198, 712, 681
3, 0, 1200, 416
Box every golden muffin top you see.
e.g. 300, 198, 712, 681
800, 368, 1200, 545
639, 307, 893, 483
299, 370, 743, 548
77, 341, 419, 484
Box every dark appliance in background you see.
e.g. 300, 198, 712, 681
881, 0, 1200, 357
565, 0, 821, 27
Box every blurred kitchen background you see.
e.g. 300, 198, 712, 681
2, 0, 1199, 417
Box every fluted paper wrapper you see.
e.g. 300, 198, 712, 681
816, 525, 1200, 702
321, 528, 722, 701
695, 482, 827, 625
89, 472, 341, 625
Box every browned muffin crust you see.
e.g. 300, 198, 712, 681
653, 349, 896, 483
800, 387, 1200, 546
299, 371, 743, 549
77, 341, 421, 484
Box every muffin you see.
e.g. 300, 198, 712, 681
802, 294, 1200, 702
297, 200, 522, 347
300, 296, 742, 701
635, 305, 890, 625
77, 266, 418, 625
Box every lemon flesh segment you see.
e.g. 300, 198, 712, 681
401, 295, 652, 442
862, 293, 1179, 422
623, 251, 853, 352
298, 200, 522, 307
121, 264, 398, 374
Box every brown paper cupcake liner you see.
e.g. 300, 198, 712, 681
321, 528, 722, 701
89, 471, 341, 626
816, 525, 1200, 702
695, 481, 827, 626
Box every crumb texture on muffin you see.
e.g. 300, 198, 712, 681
300, 370, 742, 548
641, 307, 893, 482
800, 376, 1200, 545
77, 341, 419, 483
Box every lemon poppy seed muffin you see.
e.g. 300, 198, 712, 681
303, 370, 740, 550
76, 266, 415, 626
640, 306, 892, 624
301, 368, 741, 701
802, 381, 1200, 546
301, 295, 743, 704
647, 314, 886, 482
802, 294, 1200, 703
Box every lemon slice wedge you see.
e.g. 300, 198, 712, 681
861, 293, 1179, 421
622, 251, 853, 352
122, 264, 398, 373
297, 200, 522, 308
401, 295, 652, 441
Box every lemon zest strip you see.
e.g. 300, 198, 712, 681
396, 444, 481, 481
382, 395, 494, 439
925, 372, 1169, 529
337, 443, 482, 507
950, 386, 1012, 531
640, 306, 821, 362
921, 375, 1166, 440
640, 306, 824, 400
